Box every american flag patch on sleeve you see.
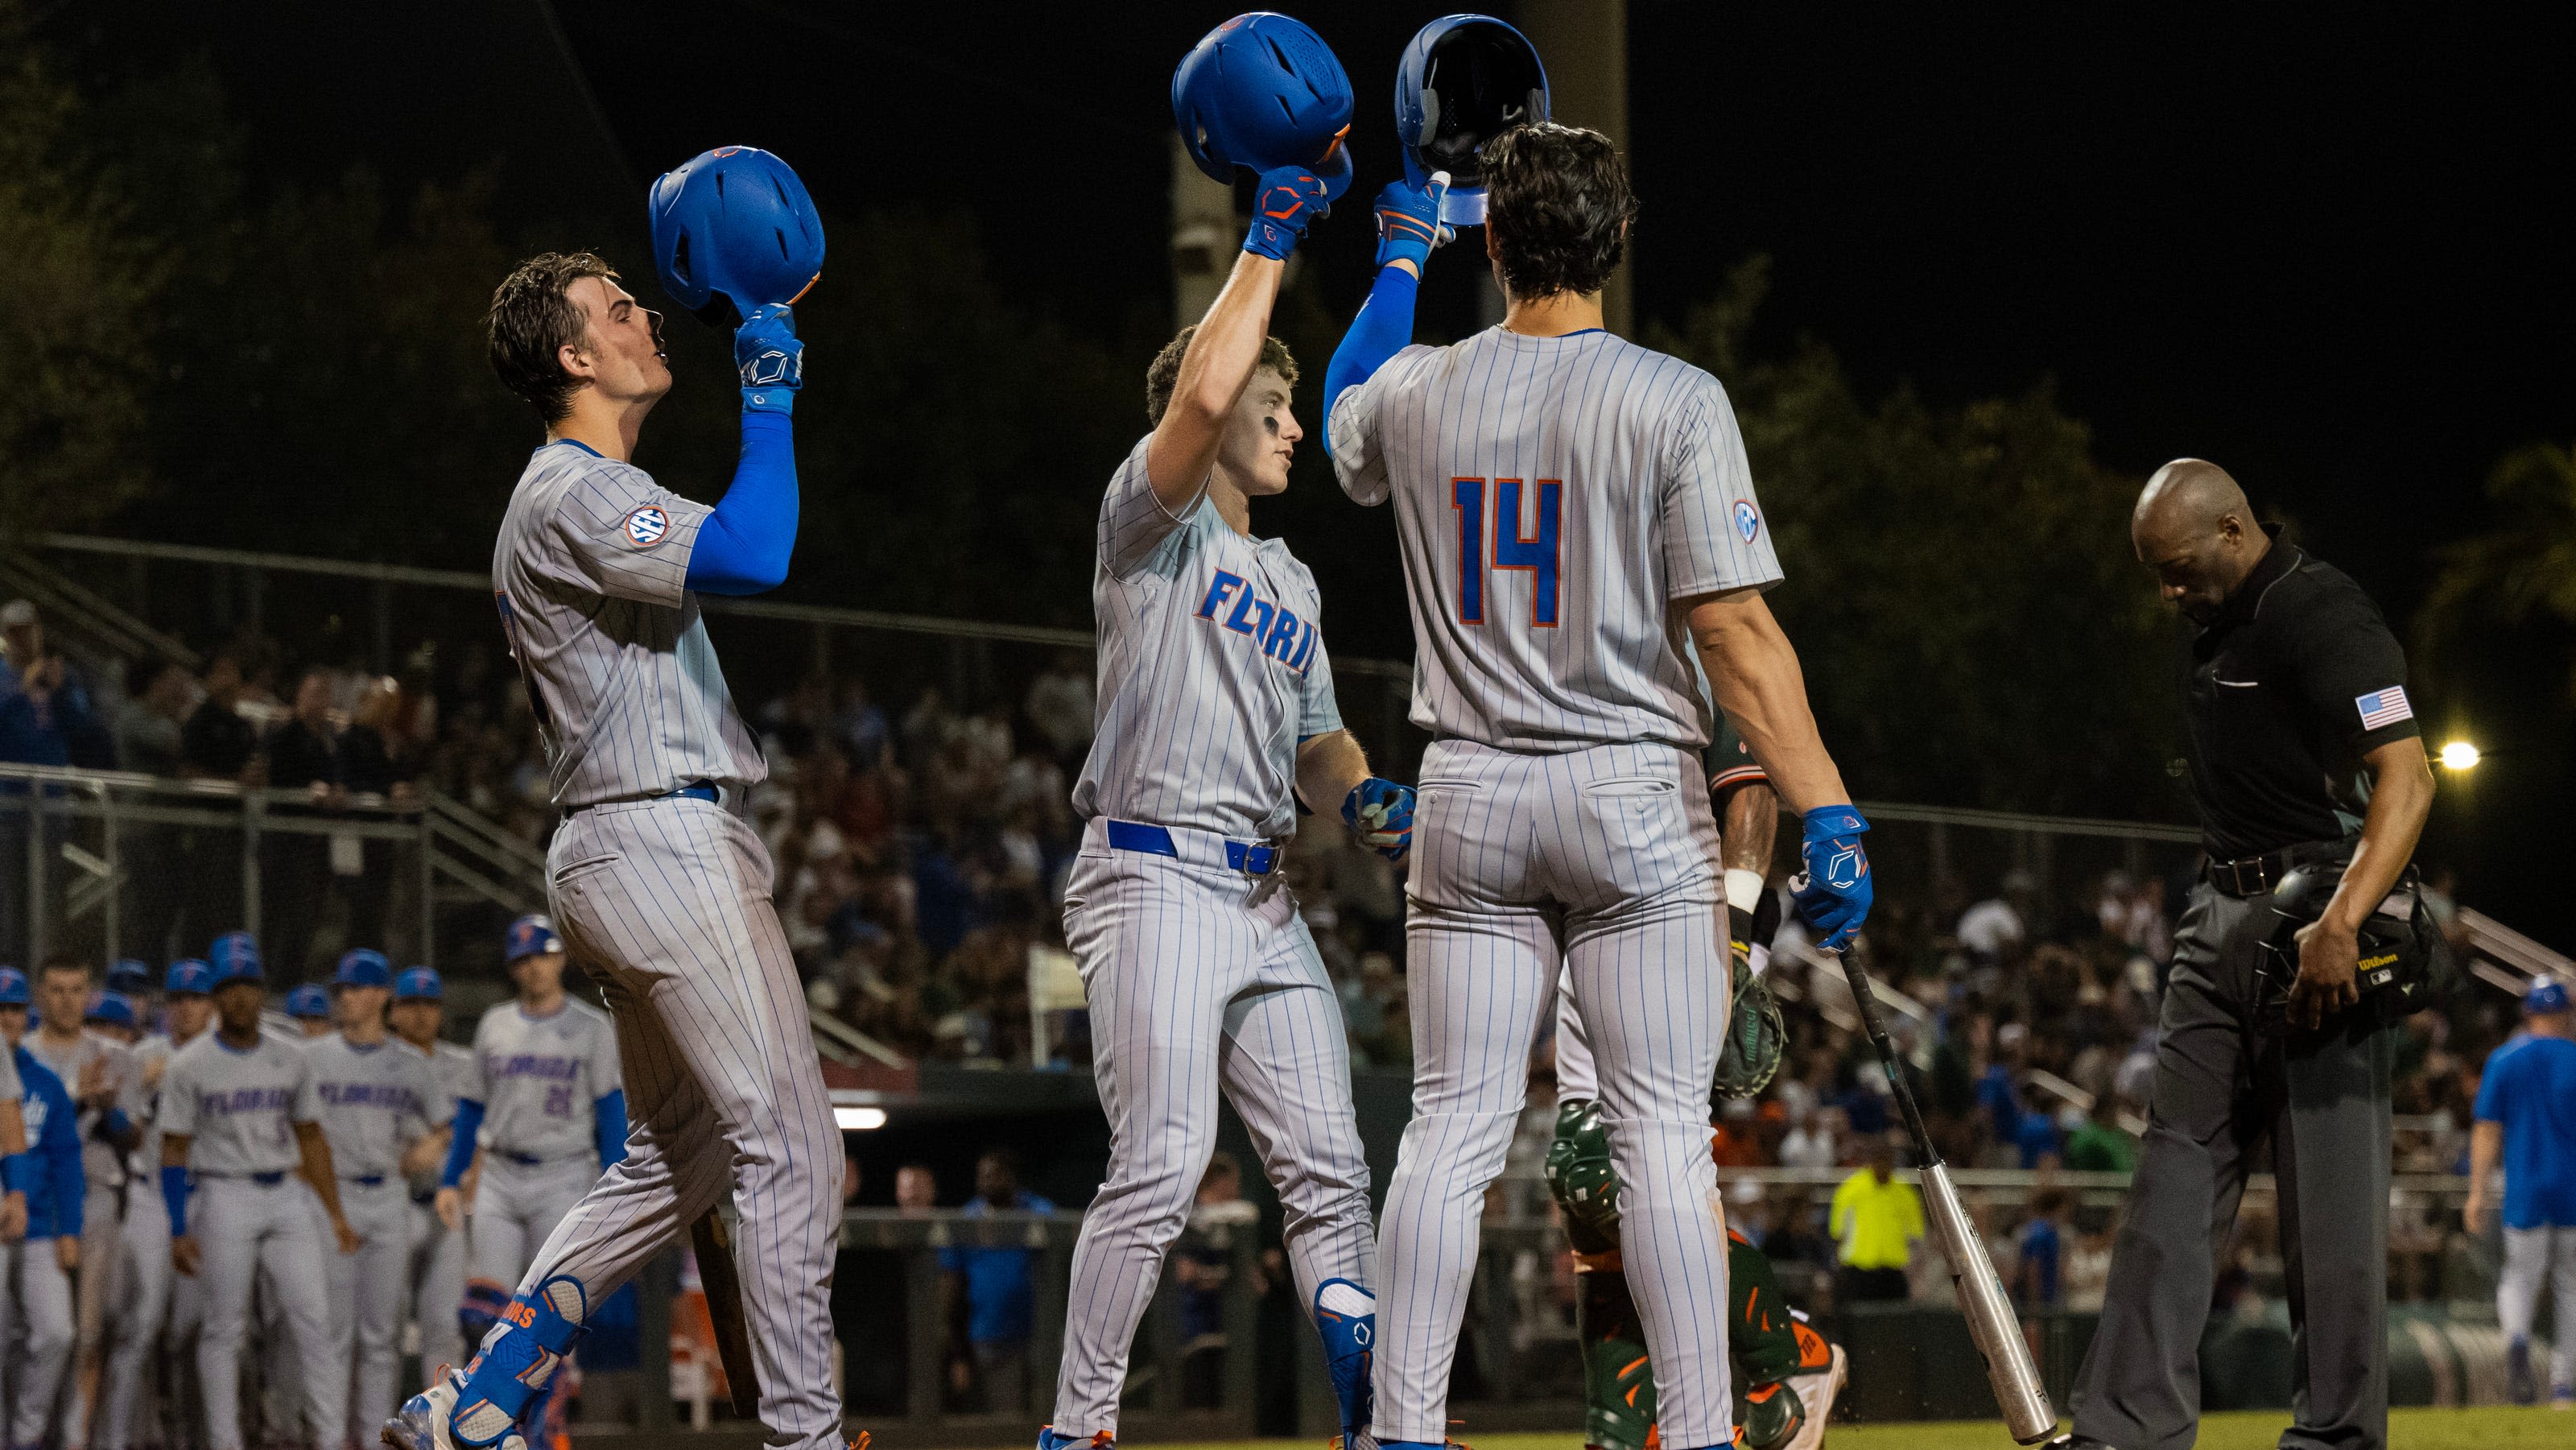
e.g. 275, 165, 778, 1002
2355, 688, 2413, 729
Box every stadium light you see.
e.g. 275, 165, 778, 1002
2438, 740, 2481, 771
834, 1106, 888, 1131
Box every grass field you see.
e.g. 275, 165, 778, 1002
1112, 1409, 2574, 1450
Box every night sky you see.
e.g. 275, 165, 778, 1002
66, 2, 2576, 931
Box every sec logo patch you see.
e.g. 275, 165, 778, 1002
1732, 499, 1761, 543
623, 506, 669, 548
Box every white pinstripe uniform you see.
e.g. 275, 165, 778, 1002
98, 1031, 188, 1450
159, 1032, 340, 1450
480, 439, 844, 1450
308, 1033, 452, 1441
1051, 437, 1375, 1437
1331, 327, 1783, 1449
459, 1000, 616, 1295
25, 1024, 132, 1436
407, 1038, 477, 1376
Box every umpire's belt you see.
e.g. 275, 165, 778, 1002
2204, 840, 2351, 899
1103, 819, 1278, 876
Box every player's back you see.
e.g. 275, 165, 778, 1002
1331, 327, 1780, 752
492, 440, 764, 808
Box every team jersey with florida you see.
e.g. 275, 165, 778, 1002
464, 999, 619, 1162
1072, 436, 1343, 841
159, 1033, 318, 1175
1329, 328, 1782, 750
306, 1035, 454, 1180
492, 440, 766, 808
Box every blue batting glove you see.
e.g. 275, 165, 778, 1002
1791, 804, 1872, 951
1342, 777, 1415, 861
1373, 174, 1453, 272
736, 303, 802, 415
1245, 163, 1333, 262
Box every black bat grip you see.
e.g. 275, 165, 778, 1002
1834, 947, 1945, 1169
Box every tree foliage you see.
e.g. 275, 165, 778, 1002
2417, 440, 2576, 702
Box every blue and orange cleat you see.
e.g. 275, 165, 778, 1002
1036, 1427, 1113, 1450
382, 1367, 528, 1450
1314, 1278, 1378, 1448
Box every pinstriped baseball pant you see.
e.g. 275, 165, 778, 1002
1377, 738, 1734, 1448
1050, 820, 1375, 1436
492, 797, 845, 1450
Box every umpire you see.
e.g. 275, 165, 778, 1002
2062, 461, 2435, 1450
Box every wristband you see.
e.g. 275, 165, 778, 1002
1724, 868, 1766, 916
1, 1151, 29, 1195
162, 1163, 192, 1237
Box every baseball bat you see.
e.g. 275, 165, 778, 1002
1830, 944, 2059, 1444
690, 1208, 763, 1419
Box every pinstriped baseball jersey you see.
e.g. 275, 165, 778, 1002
461, 999, 617, 1163
492, 440, 766, 808
1329, 328, 1783, 750
1071, 436, 1343, 841
304, 1035, 452, 1179
159, 1033, 320, 1176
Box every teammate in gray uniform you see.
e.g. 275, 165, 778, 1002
436, 918, 621, 1358
1325, 124, 1873, 1450
389, 250, 844, 1450
24, 956, 139, 1448
100, 960, 216, 1450
1044, 147, 1393, 1450
311, 950, 454, 1444
4, 965, 85, 1450
391, 967, 473, 1382
160, 934, 361, 1450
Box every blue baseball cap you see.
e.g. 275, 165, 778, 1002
0, 968, 27, 1006
165, 959, 213, 996
283, 983, 332, 1019
208, 932, 263, 988
505, 914, 564, 965
334, 949, 393, 989
394, 966, 443, 1002
2526, 976, 2570, 1016
106, 959, 153, 995
87, 992, 137, 1030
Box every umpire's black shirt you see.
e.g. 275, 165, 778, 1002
2183, 527, 2420, 861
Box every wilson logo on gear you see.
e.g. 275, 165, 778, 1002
623, 505, 670, 548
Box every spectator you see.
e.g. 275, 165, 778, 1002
340, 675, 417, 948
2015, 1187, 2069, 1309
1829, 1134, 1924, 1303
263, 667, 345, 978
1176, 1152, 1257, 1405
1956, 870, 2034, 961
179, 648, 264, 786
939, 1149, 1055, 1414
114, 658, 196, 776
2063, 1090, 2139, 1174
2467, 977, 2576, 1407
0, 600, 109, 769
895, 1163, 939, 1216
1779, 1101, 1842, 1173
1023, 651, 1095, 762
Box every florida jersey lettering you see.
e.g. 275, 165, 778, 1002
1195, 570, 1321, 674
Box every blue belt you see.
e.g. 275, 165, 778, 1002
250, 1171, 287, 1187
1105, 820, 1277, 876
347, 1174, 386, 1188
663, 781, 720, 803
498, 1150, 574, 1167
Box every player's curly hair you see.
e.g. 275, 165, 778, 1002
1145, 327, 1298, 427
488, 251, 619, 423
1483, 122, 1638, 301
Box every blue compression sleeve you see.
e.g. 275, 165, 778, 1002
163, 1163, 192, 1236
441, 1099, 485, 1188
684, 411, 798, 596
593, 1089, 627, 1170
1322, 266, 1421, 456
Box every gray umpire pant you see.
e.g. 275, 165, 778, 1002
2072, 882, 2395, 1450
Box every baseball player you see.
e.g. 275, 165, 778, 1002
304, 950, 455, 1444
1044, 143, 1394, 1450
98, 960, 217, 1450
434, 919, 621, 1373
287, 982, 337, 1038
2, 967, 84, 1450
390, 967, 473, 1381
1, 1003, 23, 1245
24, 956, 140, 1447
107, 960, 155, 1035
389, 247, 846, 1450
1324, 123, 1872, 1450
159, 932, 362, 1450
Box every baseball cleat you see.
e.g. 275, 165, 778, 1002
382, 1367, 526, 1450
1314, 1278, 1378, 1447
1781, 1341, 1846, 1450
1035, 1428, 1113, 1450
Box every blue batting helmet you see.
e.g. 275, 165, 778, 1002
335, 949, 393, 989
394, 966, 443, 1002
647, 147, 825, 326
167, 959, 213, 996
505, 914, 564, 965
1172, 13, 1355, 187
208, 932, 263, 989
0, 968, 26, 1006
2527, 976, 2571, 1015
107, 959, 153, 995
87, 992, 137, 1030
1394, 14, 1549, 227
284, 983, 332, 1020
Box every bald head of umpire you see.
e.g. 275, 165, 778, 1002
2056, 460, 2436, 1450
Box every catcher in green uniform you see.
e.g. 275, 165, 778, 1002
1545, 719, 1847, 1450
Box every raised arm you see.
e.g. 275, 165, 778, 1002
684, 304, 805, 595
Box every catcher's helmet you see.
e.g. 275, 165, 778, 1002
1395, 14, 1550, 228
1172, 13, 1355, 187
648, 147, 824, 326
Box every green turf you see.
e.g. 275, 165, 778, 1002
1100, 1408, 2574, 1450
